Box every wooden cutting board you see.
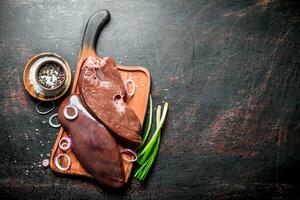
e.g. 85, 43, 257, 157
50, 10, 151, 183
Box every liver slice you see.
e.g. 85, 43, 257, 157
58, 95, 125, 188
78, 56, 142, 146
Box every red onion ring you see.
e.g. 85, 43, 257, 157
35, 101, 55, 115
124, 79, 136, 97
54, 153, 71, 171
59, 137, 71, 151
120, 148, 137, 163
49, 113, 61, 128
42, 159, 50, 168
63, 105, 78, 120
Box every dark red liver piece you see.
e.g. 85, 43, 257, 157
78, 56, 142, 146
58, 95, 125, 188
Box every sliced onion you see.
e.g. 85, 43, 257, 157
42, 159, 50, 168
125, 79, 136, 97
63, 105, 78, 120
49, 113, 61, 128
120, 148, 137, 163
55, 153, 71, 171
35, 101, 55, 115
59, 137, 71, 151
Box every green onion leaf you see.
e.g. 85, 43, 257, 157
134, 100, 169, 182
142, 95, 153, 145
138, 103, 168, 164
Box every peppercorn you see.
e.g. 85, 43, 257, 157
38, 62, 65, 89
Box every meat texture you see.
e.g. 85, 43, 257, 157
58, 95, 125, 188
79, 56, 141, 146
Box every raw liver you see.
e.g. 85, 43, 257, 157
58, 95, 125, 188
78, 56, 142, 146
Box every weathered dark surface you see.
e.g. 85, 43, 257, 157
0, 0, 299, 199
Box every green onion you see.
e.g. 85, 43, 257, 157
138, 103, 168, 163
142, 95, 153, 145
135, 105, 161, 173
134, 98, 169, 182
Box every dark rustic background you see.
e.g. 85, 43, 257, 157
0, 0, 299, 199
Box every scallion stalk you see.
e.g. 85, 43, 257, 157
134, 99, 169, 181
142, 95, 153, 145
138, 103, 168, 164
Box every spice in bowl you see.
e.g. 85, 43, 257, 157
36, 62, 66, 90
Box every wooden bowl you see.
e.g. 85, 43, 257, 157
23, 52, 72, 101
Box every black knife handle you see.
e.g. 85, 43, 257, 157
81, 10, 110, 55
